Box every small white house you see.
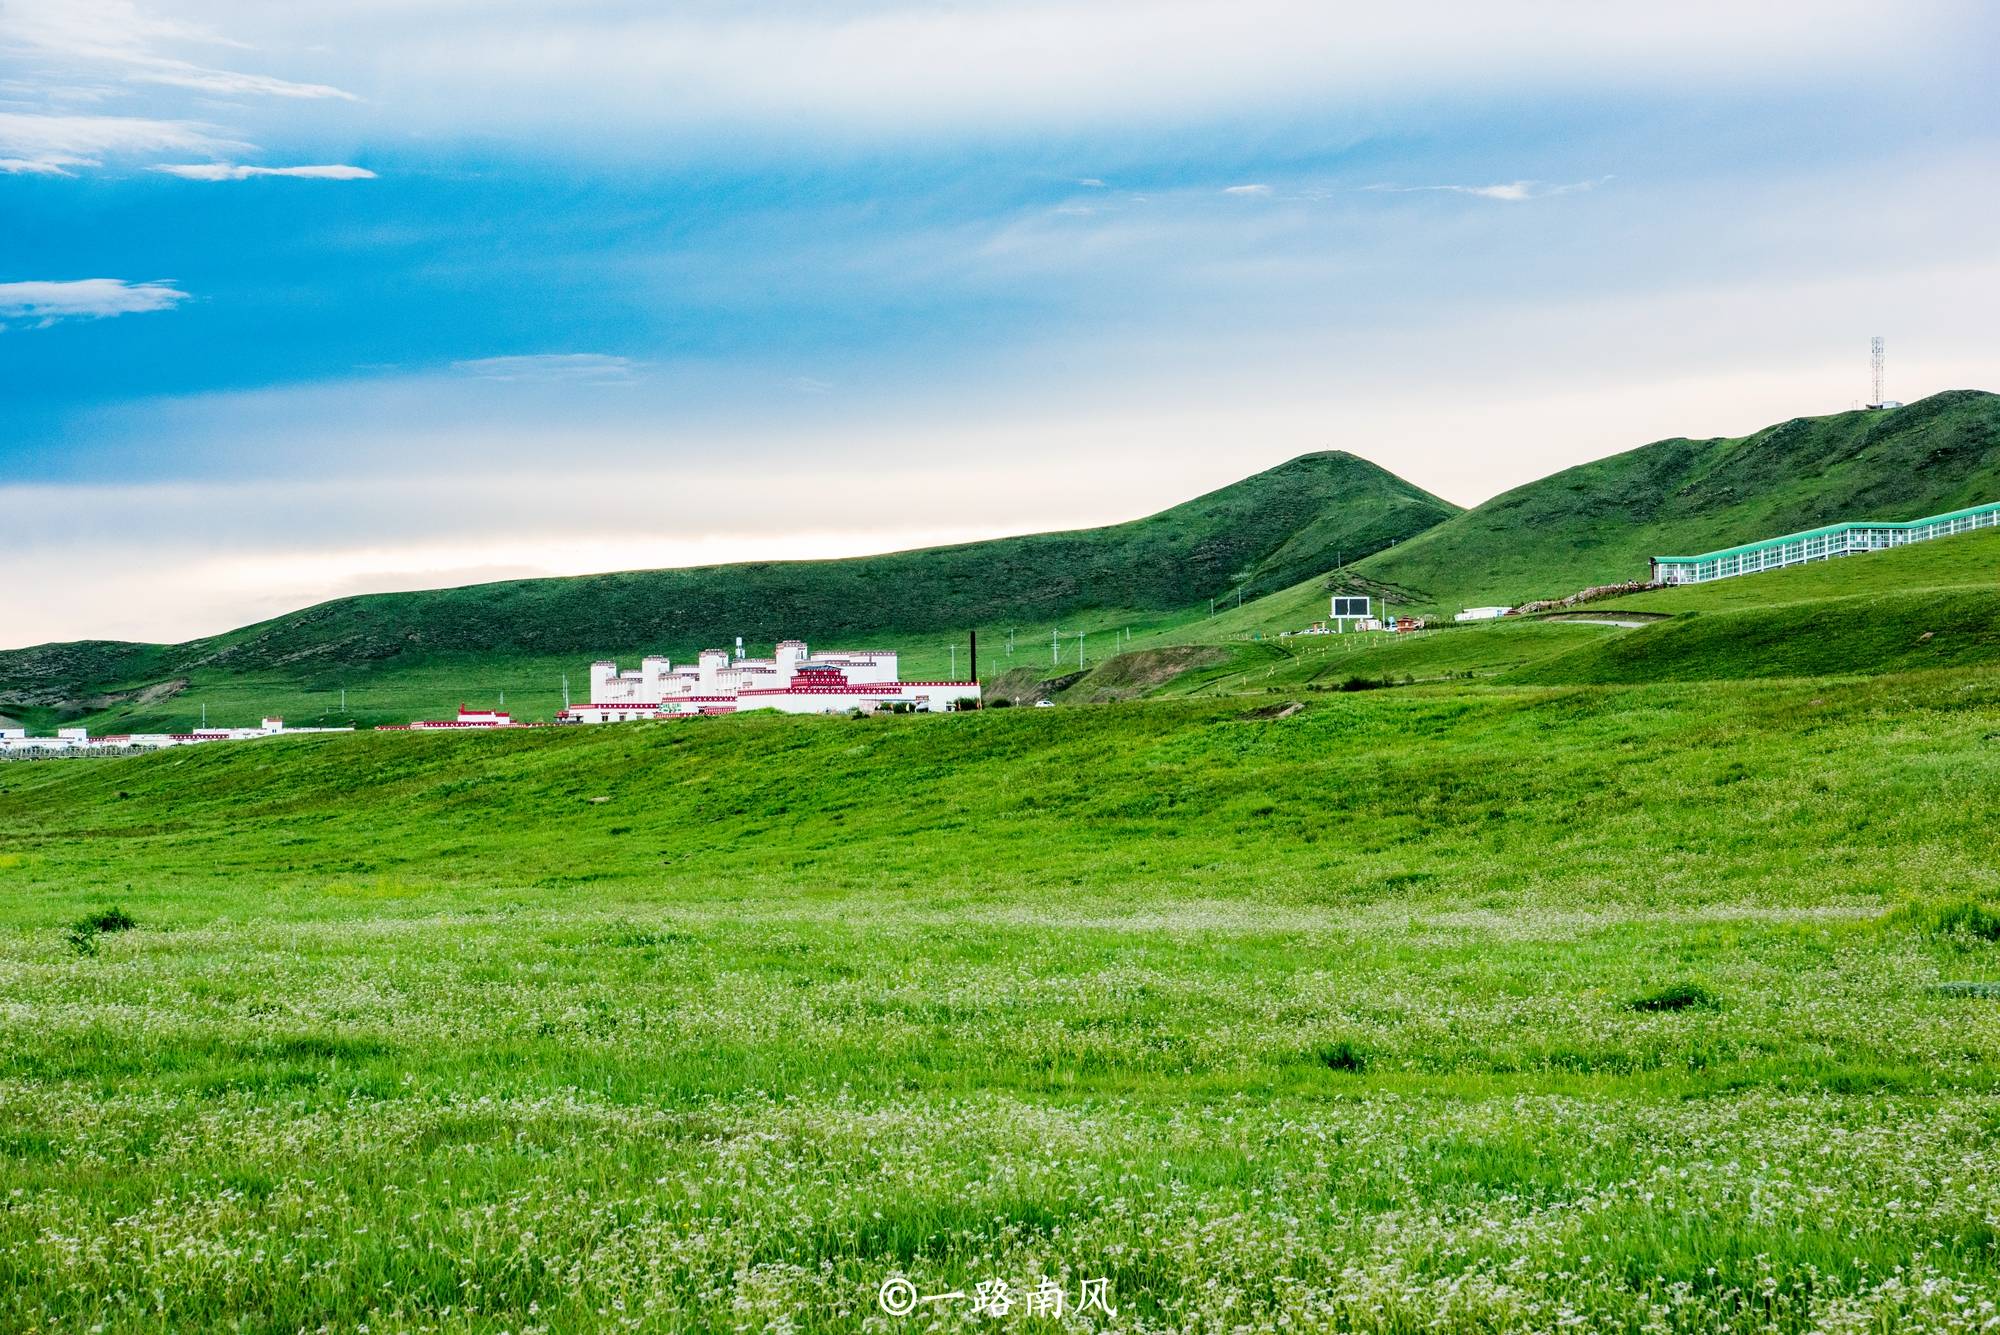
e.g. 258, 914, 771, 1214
1454, 606, 1512, 623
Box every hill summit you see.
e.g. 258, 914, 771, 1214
1349, 389, 2000, 610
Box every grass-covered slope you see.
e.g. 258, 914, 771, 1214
1514, 589, 2000, 684
0, 451, 1453, 731
1351, 388, 2000, 612
1594, 521, 2000, 613
1513, 524, 2000, 684
4, 677, 2000, 1329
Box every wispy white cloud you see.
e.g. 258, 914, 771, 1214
345, 0, 1944, 142
1222, 183, 1271, 196
0, 2, 355, 176
0, 111, 239, 173
451, 353, 640, 383
0, 278, 189, 328
0, 155, 88, 175
129, 66, 354, 101
1366, 176, 1612, 202
3, 0, 355, 101
153, 162, 376, 181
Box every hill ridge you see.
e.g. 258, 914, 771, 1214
0, 450, 1457, 724
1348, 389, 1999, 610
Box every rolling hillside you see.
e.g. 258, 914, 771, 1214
1346, 389, 2000, 612
1509, 524, 2000, 685
0, 452, 1454, 730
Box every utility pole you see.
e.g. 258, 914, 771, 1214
561, 675, 570, 709
1052, 627, 1059, 667
1078, 631, 1085, 669
1006, 628, 1014, 657
200, 702, 206, 728
949, 643, 957, 678
339, 686, 346, 713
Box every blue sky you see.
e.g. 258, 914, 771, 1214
4, 1, 1998, 645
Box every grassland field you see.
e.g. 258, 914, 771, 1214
4, 643, 2000, 1330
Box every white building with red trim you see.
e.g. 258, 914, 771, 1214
559, 639, 979, 722
376, 706, 530, 731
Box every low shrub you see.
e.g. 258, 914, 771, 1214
65, 906, 136, 956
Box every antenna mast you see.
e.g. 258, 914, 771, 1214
1870, 336, 1885, 407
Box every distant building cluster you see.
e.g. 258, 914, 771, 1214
8, 639, 983, 757
1286, 596, 1444, 637
1652, 499, 2000, 585
375, 707, 523, 732
0, 717, 350, 757
562, 639, 979, 722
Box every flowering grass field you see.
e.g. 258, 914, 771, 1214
2, 672, 1998, 1331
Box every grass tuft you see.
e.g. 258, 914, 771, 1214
1315, 1040, 1370, 1073
1626, 982, 1717, 1013
1887, 895, 2000, 945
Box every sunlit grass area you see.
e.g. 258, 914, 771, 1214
3, 671, 1999, 1330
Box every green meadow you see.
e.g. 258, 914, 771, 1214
4, 661, 2000, 1332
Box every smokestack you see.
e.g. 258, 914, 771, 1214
968, 630, 977, 684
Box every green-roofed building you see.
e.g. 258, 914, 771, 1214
1651, 500, 2000, 585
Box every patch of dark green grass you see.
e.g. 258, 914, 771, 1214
1315, 1040, 1371, 1073
64, 905, 136, 955
1626, 982, 1717, 1013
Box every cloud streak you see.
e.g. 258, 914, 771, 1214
0, 111, 241, 173
451, 354, 640, 384
153, 162, 376, 181
0, 278, 189, 327
4, 0, 356, 101
0, 2, 356, 175
1366, 176, 1612, 202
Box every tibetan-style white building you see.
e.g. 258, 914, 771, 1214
559, 639, 979, 722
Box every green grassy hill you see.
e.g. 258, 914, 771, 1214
1065, 521, 2000, 695
1593, 522, 2000, 613
1348, 389, 2000, 612
1508, 524, 2000, 684
0, 452, 1454, 732
11, 391, 1999, 733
